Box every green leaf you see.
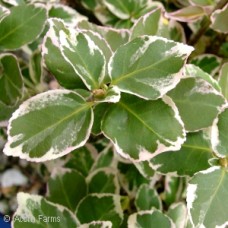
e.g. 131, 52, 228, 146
118, 162, 149, 197
133, 160, 155, 179
187, 167, 228, 228
42, 19, 85, 89
91, 146, 115, 171
167, 202, 187, 228
218, 62, 228, 100
167, 77, 224, 131
103, 0, 134, 20
162, 176, 185, 207
211, 105, 228, 157
0, 53, 23, 106
135, 184, 162, 211
166, 6, 205, 22
81, 30, 113, 84
102, 94, 185, 161
48, 3, 86, 26
13, 192, 78, 228
191, 54, 222, 76
59, 26, 106, 90
0, 4, 47, 50
169, 21, 186, 43
92, 103, 110, 135
210, 3, 228, 33
150, 131, 213, 176
130, 7, 162, 40
87, 168, 119, 194
127, 210, 174, 228
77, 20, 130, 52
0, 101, 17, 121
110, 36, 193, 100
29, 49, 43, 84
3, 90, 93, 162
65, 146, 95, 176
79, 221, 112, 228
47, 168, 87, 211
184, 64, 221, 91
76, 194, 123, 228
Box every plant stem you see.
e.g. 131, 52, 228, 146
188, 0, 228, 46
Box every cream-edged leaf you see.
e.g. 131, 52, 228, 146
4, 90, 93, 162
110, 36, 193, 100
102, 94, 185, 161
13, 192, 78, 228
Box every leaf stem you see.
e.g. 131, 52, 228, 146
188, 0, 228, 46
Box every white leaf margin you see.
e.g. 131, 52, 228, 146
211, 102, 228, 158
78, 221, 113, 228
186, 166, 221, 227
86, 167, 120, 194
135, 183, 162, 211
127, 209, 175, 228
210, 3, 228, 34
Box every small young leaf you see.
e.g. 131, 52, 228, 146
13, 192, 78, 228
86, 168, 119, 194
0, 54, 23, 106
103, 0, 133, 20
150, 131, 213, 176
110, 36, 193, 100
47, 168, 87, 211
187, 167, 228, 228
130, 7, 162, 40
127, 210, 174, 228
133, 160, 155, 179
167, 202, 187, 228
78, 20, 130, 52
167, 77, 224, 131
135, 184, 162, 211
218, 62, 228, 100
165, 6, 205, 22
59, 27, 106, 90
211, 104, 228, 157
3, 90, 93, 162
29, 49, 43, 84
48, 3, 87, 26
92, 103, 110, 135
118, 162, 149, 197
76, 194, 123, 228
210, 3, 228, 34
191, 54, 222, 76
162, 176, 185, 207
184, 64, 221, 91
42, 19, 85, 89
79, 221, 112, 228
102, 94, 185, 161
0, 4, 47, 50
65, 146, 95, 177
91, 146, 114, 171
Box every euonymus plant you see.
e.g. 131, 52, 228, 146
1, 0, 228, 227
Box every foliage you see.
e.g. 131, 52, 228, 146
0, 0, 228, 227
